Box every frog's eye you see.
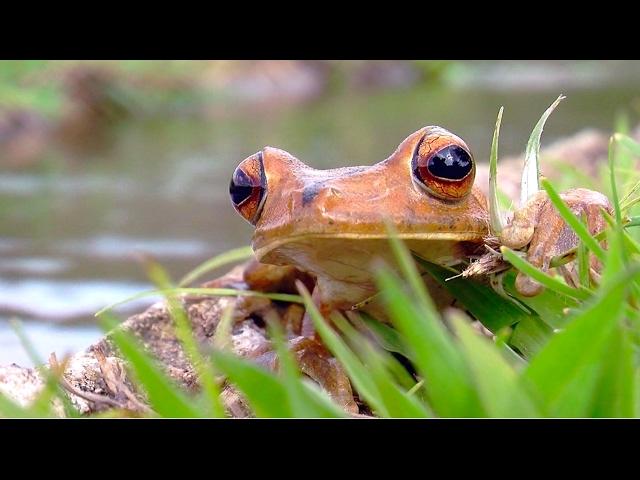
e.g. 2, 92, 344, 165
230, 152, 267, 225
412, 139, 475, 201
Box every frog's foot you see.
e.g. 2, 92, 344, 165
251, 335, 359, 415
220, 259, 359, 413
499, 188, 612, 296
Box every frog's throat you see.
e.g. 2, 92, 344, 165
253, 231, 483, 261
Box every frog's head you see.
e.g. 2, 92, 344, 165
229, 126, 489, 304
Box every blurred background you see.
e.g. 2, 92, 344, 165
1, 60, 640, 365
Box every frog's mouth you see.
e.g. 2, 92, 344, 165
253, 231, 484, 264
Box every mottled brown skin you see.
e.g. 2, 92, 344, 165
232, 125, 613, 316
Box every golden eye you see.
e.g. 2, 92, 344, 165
229, 152, 267, 225
412, 136, 475, 201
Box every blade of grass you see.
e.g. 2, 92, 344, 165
10, 319, 78, 418
489, 106, 506, 234
357, 311, 413, 361
143, 258, 225, 417
374, 266, 485, 417
296, 281, 389, 416
95, 287, 303, 317
0, 391, 36, 418
415, 257, 532, 333
540, 178, 606, 262
178, 246, 254, 287
211, 349, 292, 418
266, 314, 345, 418
523, 265, 639, 416
384, 221, 439, 317
521, 94, 565, 206
450, 312, 541, 417
500, 246, 592, 301
588, 325, 635, 418
332, 313, 430, 417
100, 314, 202, 418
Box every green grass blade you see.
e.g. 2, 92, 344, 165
384, 221, 440, 317
10, 319, 79, 418
95, 287, 303, 317
178, 246, 254, 287
489, 106, 506, 234
415, 257, 531, 333
358, 312, 413, 361
100, 314, 202, 418
501, 271, 579, 330
143, 259, 225, 417
332, 313, 430, 418
450, 312, 541, 417
375, 266, 485, 417
266, 316, 345, 418
211, 349, 292, 418
521, 94, 565, 206
500, 246, 592, 301
588, 325, 635, 417
502, 315, 553, 360
614, 132, 640, 157
296, 281, 389, 416
0, 391, 36, 418
522, 267, 637, 416
541, 178, 606, 262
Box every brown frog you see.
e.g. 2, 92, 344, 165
230, 125, 612, 317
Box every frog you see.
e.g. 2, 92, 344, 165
225, 125, 614, 414
229, 125, 612, 319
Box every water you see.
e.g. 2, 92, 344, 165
2, 61, 640, 365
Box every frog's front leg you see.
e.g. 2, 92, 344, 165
499, 188, 613, 296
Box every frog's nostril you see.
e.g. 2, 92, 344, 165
230, 152, 267, 225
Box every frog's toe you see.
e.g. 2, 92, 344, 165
289, 336, 359, 415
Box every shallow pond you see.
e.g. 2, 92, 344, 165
2, 60, 640, 365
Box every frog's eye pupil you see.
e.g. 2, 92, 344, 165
426, 145, 472, 180
229, 169, 256, 205
229, 152, 267, 225
412, 138, 475, 201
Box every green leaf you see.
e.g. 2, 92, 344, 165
450, 312, 541, 417
508, 315, 554, 359
521, 94, 565, 206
